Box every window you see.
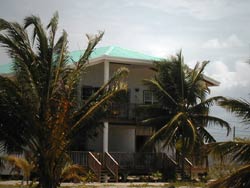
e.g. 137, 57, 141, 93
81, 86, 99, 100
143, 90, 158, 104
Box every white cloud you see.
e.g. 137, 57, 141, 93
134, 0, 250, 21
207, 60, 250, 98
202, 34, 244, 49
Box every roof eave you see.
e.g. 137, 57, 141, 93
203, 75, 220, 86
87, 55, 156, 66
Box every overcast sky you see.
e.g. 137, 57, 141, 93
0, 0, 250, 140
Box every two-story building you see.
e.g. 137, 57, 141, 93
0, 45, 219, 181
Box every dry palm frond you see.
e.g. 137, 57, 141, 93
209, 164, 250, 188
61, 163, 86, 182
3, 155, 33, 180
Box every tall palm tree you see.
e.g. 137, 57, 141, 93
141, 52, 230, 163
0, 13, 128, 188
208, 97, 250, 188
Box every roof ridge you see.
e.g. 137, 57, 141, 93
113, 45, 159, 58
104, 46, 115, 55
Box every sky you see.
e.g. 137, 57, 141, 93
0, 0, 250, 141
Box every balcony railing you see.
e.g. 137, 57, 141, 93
109, 152, 175, 171
68, 151, 88, 167
107, 102, 162, 122
107, 103, 137, 120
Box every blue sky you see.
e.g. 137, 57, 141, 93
0, 0, 249, 140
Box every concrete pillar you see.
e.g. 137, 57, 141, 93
103, 60, 109, 152
103, 122, 109, 152
104, 60, 109, 84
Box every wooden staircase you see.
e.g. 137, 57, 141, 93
88, 152, 118, 182
69, 151, 208, 182
100, 168, 116, 182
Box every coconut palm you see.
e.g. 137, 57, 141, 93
208, 97, 250, 188
0, 13, 128, 188
141, 52, 230, 163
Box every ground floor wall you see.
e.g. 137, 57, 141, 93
85, 123, 152, 153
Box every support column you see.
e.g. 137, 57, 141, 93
103, 60, 109, 152
103, 122, 109, 152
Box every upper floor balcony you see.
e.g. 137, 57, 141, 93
106, 101, 160, 123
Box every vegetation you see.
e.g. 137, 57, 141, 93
0, 155, 33, 184
208, 97, 250, 188
141, 52, 230, 159
0, 12, 128, 188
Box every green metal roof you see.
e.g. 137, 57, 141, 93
0, 46, 162, 74
70, 46, 161, 62
0, 63, 12, 74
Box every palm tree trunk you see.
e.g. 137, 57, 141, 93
40, 171, 59, 188
38, 155, 60, 188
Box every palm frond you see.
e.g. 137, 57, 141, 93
209, 164, 250, 188
192, 114, 231, 136
219, 98, 250, 124
143, 78, 177, 106
208, 139, 250, 164
47, 11, 59, 48
197, 126, 216, 143
61, 163, 85, 182
24, 15, 48, 59
144, 112, 184, 149
3, 155, 33, 179
71, 67, 128, 131
78, 31, 104, 66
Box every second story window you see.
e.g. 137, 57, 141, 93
81, 86, 99, 100
143, 90, 158, 104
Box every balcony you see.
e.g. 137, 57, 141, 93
107, 102, 161, 123
107, 103, 137, 122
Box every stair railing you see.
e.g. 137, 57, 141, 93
183, 157, 193, 178
88, 152, 102, 182
163, 153, 178, 171
176, 152, 193, 179
105, 152, 119, 182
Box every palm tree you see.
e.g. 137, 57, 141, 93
0, 13, 128, 188
208, 97, 250, 188
141, 52, 230, 172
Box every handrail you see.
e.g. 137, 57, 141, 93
183, 157, 193, 179
176, 152, 193, 179
105, 152, 119, 182
106, 152, 119, 165
184, 157, 193, 167
165, 154, 178, 166
88, 152, 102, 182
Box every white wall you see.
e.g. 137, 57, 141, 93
78, 62, 155, 104
109, 125, 136, 152
109, 63, 154, 104
81, 63, 104, 86
85, 128, 103, 152
85, 125, 136, 152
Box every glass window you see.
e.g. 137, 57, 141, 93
143, 90, 158, 104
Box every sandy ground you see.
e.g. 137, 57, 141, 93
0, 180, 204, 187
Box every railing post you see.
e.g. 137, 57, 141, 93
88, 152, 102, 182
